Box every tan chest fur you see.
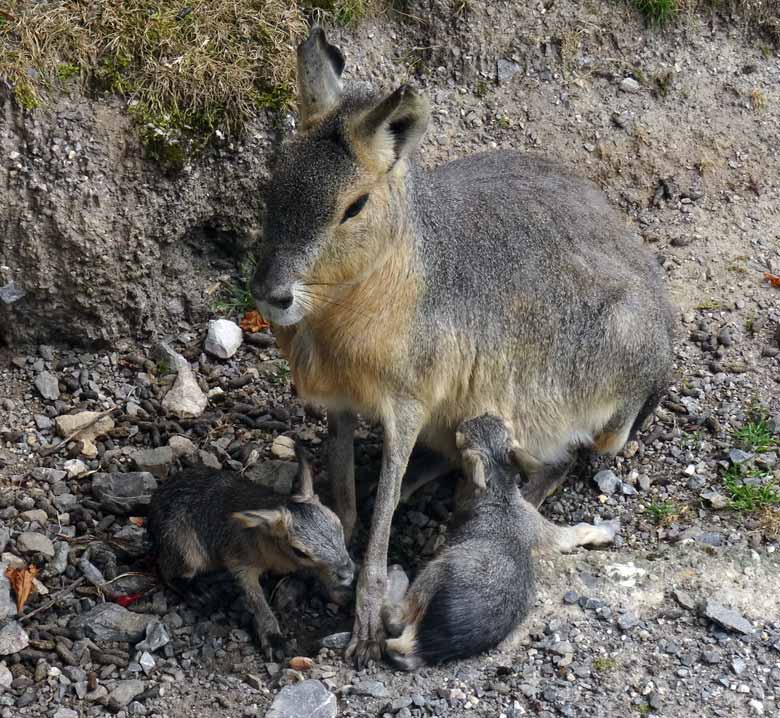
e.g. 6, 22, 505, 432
273, 244, 420, 420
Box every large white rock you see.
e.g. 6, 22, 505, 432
204, 319, 243, 359
161, 364, 207, 419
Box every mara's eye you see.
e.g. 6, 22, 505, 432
340, 194, 369, 224
291, 546, 309, 560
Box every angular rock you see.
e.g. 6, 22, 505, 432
352, 679, 388, 698
0, 527, 8, 553
53, 709, 79, 718
700, 490, 729, 510
50, 541, 70, 576
161, 364, 207, 419
17, 531, 55, 558
0, 662, 12, 689
266, 679, 337, 718
271, 435, 296, 460
20, 508, 48, 525
55, 411, 115, 459
70, 603, 155, 642
496, 58, 521, 84
131, 446, 174, 479
34, 371, 60, 400
168, 435, 197, 459
703, 600, 753, 635
728, 448, 752, 465
245, 460, 298, 495
620, 77, 641, 93
204, 319, 243, 359
136, 621, 170, 653
593, 469, 619, 495
0, 621, 29, 655
320, 632, 351, 650
0, 564, 16, 620
109, 679, 145, 709
91, 472, 158, 514
63, 459, 89, 478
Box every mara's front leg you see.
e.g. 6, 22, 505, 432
346, 399, 425, 668
327, 410, 357, 542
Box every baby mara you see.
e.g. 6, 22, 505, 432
147, 445, 354, 659
383, 415, 619, 669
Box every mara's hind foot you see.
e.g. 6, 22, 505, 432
574, 516, 620, 546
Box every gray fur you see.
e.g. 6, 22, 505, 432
251, 26, 674, 666
146, 450, 354, 659
383, 415, 619, 670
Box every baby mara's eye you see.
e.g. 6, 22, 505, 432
340, 194, 369, 224
291, 546, 309, 559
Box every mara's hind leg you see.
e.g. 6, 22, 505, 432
521, 454, 574, 509
594, 391, 662, 457
400, 450, 454, 504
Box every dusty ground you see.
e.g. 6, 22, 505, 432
1, 2, 779, 718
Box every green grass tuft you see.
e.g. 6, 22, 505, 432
733, 415, 777, 453
646, 501, 679, 524
634, 0, 679, 25
592, 656, 618, 672
0, 1, 320, 164
212, 256, 257, 318
723, 465, 780, 512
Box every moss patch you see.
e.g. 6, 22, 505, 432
0, 1, 377, 166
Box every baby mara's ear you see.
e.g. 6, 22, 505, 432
232, 508, 291, 538
461, 448, 487, 495
290, 441, 316, 501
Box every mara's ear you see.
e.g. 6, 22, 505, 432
508, 442, 542, 475
291, 442, 315, 500
297, 25, 345, 128
461, 448, 487, 494
353, 84, 430, 171
455, 430, 467, 451
232, 508, 290, 537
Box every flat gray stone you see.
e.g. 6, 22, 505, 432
704, 599, 753, 635
320, 631, 351, 650
245, 460, 298, 495
593, 470, 619, 495
728, 448, 753, 465
620, 77, 641, 93
34, 371, 60, 400
69, 603, 156, 642
17, 531, 55, 558
352, 679, 388, 698
108, 679, 145, 709
53, 709, 79, 718
131, 446, 174, 479
496, 58, 521, 84
266, 680, 337, 718
0, 621, 29, 655
91, 472, 158, 514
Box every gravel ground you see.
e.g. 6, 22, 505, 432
1, 2, 780, 717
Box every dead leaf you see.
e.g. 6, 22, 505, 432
128, 516, 145, 527
240, 310, 269, 333
764, 272, 780, 288
5, 564, 39, 613
288, 656, 313, 671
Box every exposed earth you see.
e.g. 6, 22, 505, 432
1, 2, 779, 718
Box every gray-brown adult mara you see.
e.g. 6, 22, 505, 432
251, 26, 674, 667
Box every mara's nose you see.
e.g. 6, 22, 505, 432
264, 286, 294, 311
